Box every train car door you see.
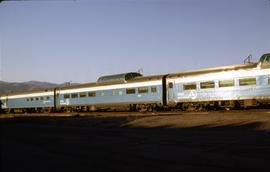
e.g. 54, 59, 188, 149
168, 81, 175, 101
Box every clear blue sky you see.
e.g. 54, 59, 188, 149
0, 0, 269, 84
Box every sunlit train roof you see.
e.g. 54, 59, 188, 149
167, 63, 258, 78
97, 72, 142, 84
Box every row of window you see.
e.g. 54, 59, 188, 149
64, 86, 158, 99
181, 77, 267, 91
26, 96, 50, 102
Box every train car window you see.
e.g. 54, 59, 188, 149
168, 82, 173, 88
64, 94, 70, 99
183, 83, 197, 90
138, 87, 148, 93
126, 88, 136, 94
100, 91, 105, 96
151, 86, 157, 93
111, 90, 115, 96
30, 98, 34, 101
40, 97, 44, 100
239, 78, 256, 86
88, 92, 96, 97
71, 93, 78, 98
35, 97, 39, 101
219, 80, 234, 87
46, 96, 50, 100
200, 81, 215, 89
79, 92, 87, 98
26, 98, 30, 101
118, 90, 123, 96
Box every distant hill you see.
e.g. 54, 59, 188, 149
0, 81, 59, 95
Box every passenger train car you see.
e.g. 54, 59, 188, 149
0, 53, 270, 113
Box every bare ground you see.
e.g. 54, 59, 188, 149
1, 110, 270, 171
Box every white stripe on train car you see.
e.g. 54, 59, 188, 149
171, 68, 270, 83
59, 80, 162, 94
0, 80, 162, 99
0, 91, 54, 99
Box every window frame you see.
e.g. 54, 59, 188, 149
100, 91, 105, 97
111, 90, 115, 96
64, 94, 70, 99
183, 83, 197, 90
219, 79, 235, 88
200, 81, 215, 89
88, 92, 96, 97
138, 87, 148, 94
239, 77, 256, 86
71, 93, 78, 98
151, 86, 157, 93
79, 92, 87, 98
168, 82, 173, 88
118, 90, 123, 96
126, 88, 136, 95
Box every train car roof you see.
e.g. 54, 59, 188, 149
58, 74, 164, 91
0, 62, 260, 97
0, 88, 54, 97
97, 72, 142, 83
167, 62, 258, 78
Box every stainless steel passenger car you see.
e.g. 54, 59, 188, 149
1, 53, 270, 113
166, 53, 270, 110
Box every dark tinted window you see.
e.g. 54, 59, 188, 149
30, 98, 34, 101
219, 80, 234, 87
138, 87, 148, 93
79, 92, 87, 98
71, 93, 78, 98
40, 97, 44, 100
64, 94, 70, 99
46, 96, 50, 100
183, 83, 196, 90
239, 78, 256, 86
126, 88, 136, 94
151, 86, 157, 93
168, 82, 173, 88
200, 81, 215, 89
88, 92, 96, 97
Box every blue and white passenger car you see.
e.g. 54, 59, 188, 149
57, 73, 164, 111
166, 53, 270, 109
0, 90, 54, 112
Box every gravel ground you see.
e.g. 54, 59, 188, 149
1, 110, 270, 171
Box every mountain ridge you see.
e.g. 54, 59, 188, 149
0, 81, 62, 95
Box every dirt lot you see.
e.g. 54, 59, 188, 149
1, 110, 270, 171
